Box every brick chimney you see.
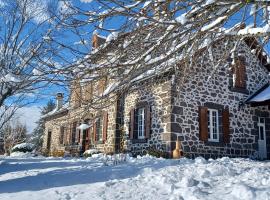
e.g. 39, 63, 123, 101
56, 93, 64, 110
92, 31, 106, 49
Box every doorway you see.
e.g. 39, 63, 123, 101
47, 131, 52, 152
258, 117, 267, 159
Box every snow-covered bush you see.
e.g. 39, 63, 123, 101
102, 153, 128, 166
83, 149, 100, 158
11, 143, 34, 153
10, 151, 34, 157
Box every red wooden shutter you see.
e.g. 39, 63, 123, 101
222, 108, 230, 143
103, 112, 108, 142
69, 124, 73, 144
93, 120, 97, 142
145, 105, 151, 139
199, 106, 208, 142
239, 59, 246, 88
129, 109, 135, 139
233, 65, 241, 88
75, 122, 79, 143
234, 58, 246, 88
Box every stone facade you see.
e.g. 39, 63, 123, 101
171, 38, 270, 159
43, 37, 270, 159
120, 74, 172, 155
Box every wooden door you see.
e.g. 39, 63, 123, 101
47, 131, 52, 152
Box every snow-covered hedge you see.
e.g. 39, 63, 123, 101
11, 143, 34, 153
83, 149, 100, 158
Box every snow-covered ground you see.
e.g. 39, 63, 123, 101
0, 154, 270, 200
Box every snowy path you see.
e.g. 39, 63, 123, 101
0, 155, 270, 200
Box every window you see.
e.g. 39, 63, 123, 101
258, 117, 265, 141
207, 109, 219, 142
59, 126, 65, 145
71, 122, 77, 144
199, 106, 230, 144
137, 107, 145, 139
93, 112, 108, 143
84, 83, 93, 101
97, 78, 107, 96
129, 104, 151, 141
95, 117, 103, 142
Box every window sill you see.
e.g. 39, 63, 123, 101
131, 139, 148, 144
229, 86, 249, 94
205, 141, 225, 147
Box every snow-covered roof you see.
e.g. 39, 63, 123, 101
42, 102, 69, 119
246, 84, 270, 103
249, 86, 270, 102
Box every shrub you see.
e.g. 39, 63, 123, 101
146, 147, 169, 158
83, 149, 100, 158
11, 143, 34, 153
51, 150, 65, 157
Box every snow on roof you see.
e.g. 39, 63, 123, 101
42, 102, 69, 119
102, 82, 119, 96
248, 85, 270, 103
12, 143, 34, 151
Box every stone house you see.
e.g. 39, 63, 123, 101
42, 33, 270, 159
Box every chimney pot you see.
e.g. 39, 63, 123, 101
56, 93, 64, 109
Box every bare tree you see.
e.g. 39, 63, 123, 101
0, 0, 81, 133
2, 1, 270, 127
59, 0, 270, 95
0, 118, 27, 155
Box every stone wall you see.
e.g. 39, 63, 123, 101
43, 113, 68, 155
120, 75, 172, 155
171, 38, 270, 159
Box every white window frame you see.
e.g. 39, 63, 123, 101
258, 117, 266, 141
96, 118, 103, 142
137, 107, 145, 139
208, 108, 219, 142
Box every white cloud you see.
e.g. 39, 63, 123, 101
16, 106, 41, 134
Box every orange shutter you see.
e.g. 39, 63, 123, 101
199, 107, 208, 142
222, 108, 230, 143
129, 109, 135, 139
103, 112, 108, 142
145, 105, 151, 139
